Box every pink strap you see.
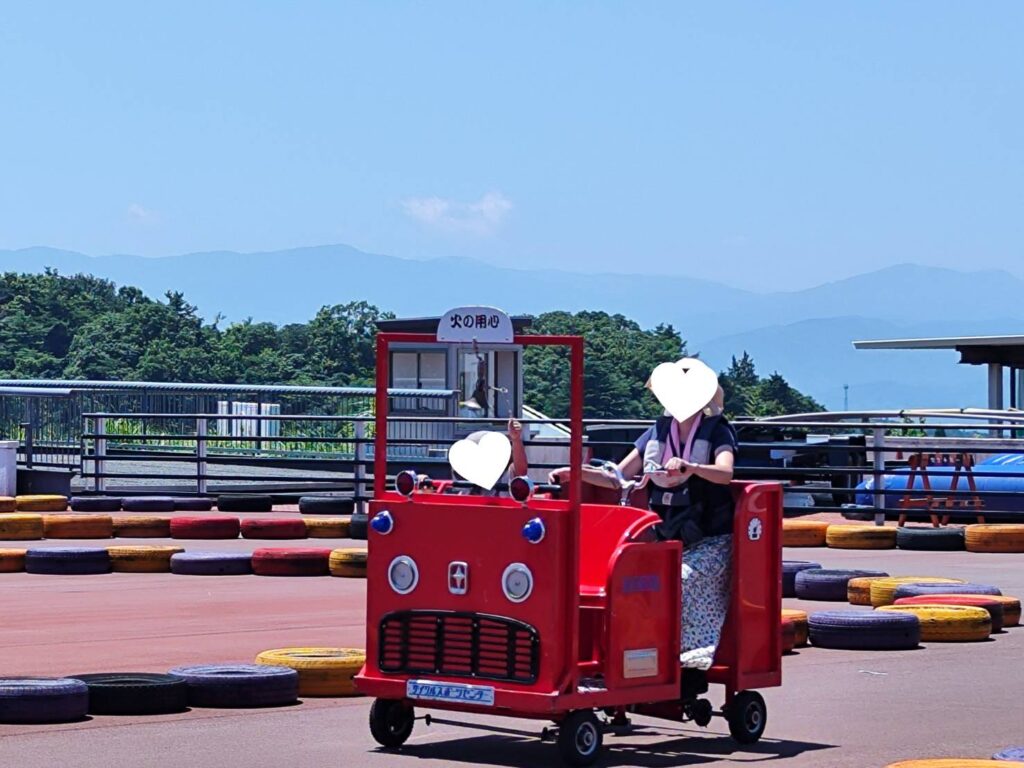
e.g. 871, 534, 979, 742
661, 413, 702, 465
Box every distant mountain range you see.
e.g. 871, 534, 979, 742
3, 245, 1022, 410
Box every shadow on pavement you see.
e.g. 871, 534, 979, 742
387, 718, 835, 767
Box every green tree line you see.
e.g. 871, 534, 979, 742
0, 270, 820, 418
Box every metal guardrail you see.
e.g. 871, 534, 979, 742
74, 409, 1024, 522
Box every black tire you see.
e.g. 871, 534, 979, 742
170, 552, 253, 576
368, 698, 415, 749
782, 561, 821, 598
299, 496, 355, 516
173, 497, 215, 511
557, 710, 603, 767
216, 494, 273, 513
808, 610, 921, 650
69, 496, 123, 512
121, 496, 176, 513
0, 678, 89, 724
349, 513, 368, 540
726, 690, 767, 744
896, 526, 966, 551
167, 664, 298, 708
25, 548, 111, 575
794, 568, 889, 601
70, 673, 188, 715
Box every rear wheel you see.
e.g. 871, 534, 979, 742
557, 709, 603, 767
369, 698, 414, 748
726, 690, 766, 744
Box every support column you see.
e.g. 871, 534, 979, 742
1018, 368, 1024, 411
988, 363, 1004, 410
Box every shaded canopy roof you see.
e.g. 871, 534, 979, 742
853, 334, 1024, 366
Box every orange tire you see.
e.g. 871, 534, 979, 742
15, 495, 68, 512
781, 608, 808, 646
848, 576, 888, 605
0, 513, 44, 540
107, 545, 185, 573
0, 548, 26, 572
43, 514, 114, 539
112, 516, 172, 538
0, 497, 15, 513
964, 524, 1024, 553
783, 520, 829, 547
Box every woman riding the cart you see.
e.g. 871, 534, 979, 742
550, 358, 737, 680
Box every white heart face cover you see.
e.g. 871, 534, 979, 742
448, 431, 512, 490
649, 358, 719, 423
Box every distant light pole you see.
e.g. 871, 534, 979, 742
843, 384, 849, 411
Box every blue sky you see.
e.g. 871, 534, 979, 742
0, 2, 1020, 290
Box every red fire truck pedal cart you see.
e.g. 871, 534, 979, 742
355, 307, 783, 767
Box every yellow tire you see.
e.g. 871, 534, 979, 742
783, 520, 829, 547
255, 647, 366, 696
0, 513, 44, 540
304, 517, 351, 538
329, 548, 367, 578
825, 524, 897, 550
878, 604, 992, 642
107, 545, 184, 573
886, 761, 1010, 767
848, 576, 888, 605
0, 497, 15, 513
0, 548, 26, 572
16, 495, 68, 512
43, 514, 114, 539
869, 576, 966, 607
964, 524, 1024, 553
112, 516, 172, 538
781, 609, 808, 647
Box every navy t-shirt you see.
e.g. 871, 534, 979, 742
634, 419, 738, 462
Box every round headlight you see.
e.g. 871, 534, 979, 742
388, 556, 419, 594
395, 470, 418, 496
509, 475, 534, 503
502, 563, 534, 603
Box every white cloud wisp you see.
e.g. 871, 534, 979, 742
402, 191, 512, 235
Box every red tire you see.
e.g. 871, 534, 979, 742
169, 516, 241, 540
251, 548, 331, 576
240, 518, 308, 540
893, 595, 1006, 632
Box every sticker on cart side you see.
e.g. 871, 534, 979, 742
437, 306, 514, 344
748, 517, 763, 541
406, 679, 496, 706
623, 648, 659, 679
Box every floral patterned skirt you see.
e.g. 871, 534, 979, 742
679, 534, 732, 670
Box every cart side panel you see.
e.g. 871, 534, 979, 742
605, 540, 681, 691
710, 482, 783, 692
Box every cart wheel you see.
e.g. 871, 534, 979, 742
369, 698, 415, 749
557, 710, 603, 767
726, 690, 766, 744
689, 698, 713, 728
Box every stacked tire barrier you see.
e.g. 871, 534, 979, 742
825, 525, 897, 550
964, 524, 1024, 553
795, 568, 889, 601
167, 664, 298, 707
252, 548, 332, 576
807, 610, 922, 650
170, 551, 253, 576
329, 548, 367, 578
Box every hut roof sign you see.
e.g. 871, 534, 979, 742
437, 306, 514, 344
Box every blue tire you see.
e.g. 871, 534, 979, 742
69, 496, 123, 512
893, 582, 1002, 600
121, 496, 176, 512
170, 552, 253, 576
795, 568, 889, 601
993, 746, 1024, 761
782, 561, 822, 598
808, 610, 921, 650
0, 678, 89, 723
25, 548, 111, 575
168, 664, 298, 708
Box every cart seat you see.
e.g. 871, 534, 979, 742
578, 503, 662, 595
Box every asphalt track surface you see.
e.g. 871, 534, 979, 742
1, 514, 1021, 768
